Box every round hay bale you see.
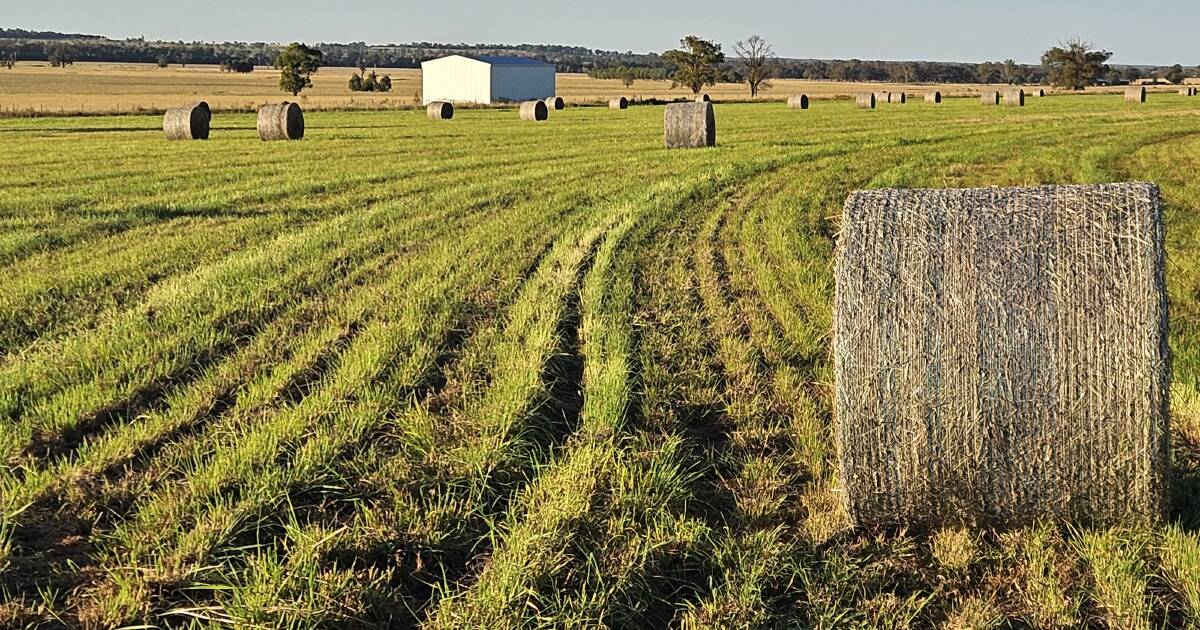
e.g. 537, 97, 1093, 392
257, 102, 304, 141
427, 101, 454, 121
163, 101, 211, 141
981, 90, 1000, 105
835, 183, 1169, 527
1030, 88, 1046, 97
1003, 88, 1024, 107
1125, 86, 1147, 103
664, 101, 715, 149
787, 94, 809, 110
889, 92, 906, 104
1179, 88, 1191, 97
875, 91, 889, 104
545, 96, 565, 110
519, 100, 548, 121
696, 94, 711, 103
925, 90, 942, 104
856, 93, 876, 109
609, 96, 629, 110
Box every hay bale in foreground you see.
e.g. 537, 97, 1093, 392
609, 96, 629, 110
835, 183, 1169, 527
856, 93, 876, 109
696, 94, 711, 103
925, 91, 942, 104
163, 101, 211, 140
427, 101, 453, 120
664, 102, 715, 149
519, 100, 548, 121
981, 90, 1000, 105
1126, 86, 1147, 103
1003, 88, 1025, 107
257, 102, 304, 141
545, 96, 565, 110
787, 94, 809, 109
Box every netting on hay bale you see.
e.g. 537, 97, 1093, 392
664, 102, 715, 149
834, 183, 1169, 528
163, 101, 211, 140
257, 102, 304, 140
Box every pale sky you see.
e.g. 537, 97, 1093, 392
10, 0, 1199, 65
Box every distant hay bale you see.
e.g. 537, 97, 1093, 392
664, 101, 715, 149
545, 96, 565, 110
163, 101, 210, 141
609, 96, 629, 110
856, 93, 876, 109
1030, 88, 1046, 97
835, 182, 1169, 527
519, 100, 549, 121
1126, 86, 1147, 103
925, 90, 942, 104
257, 102, 304, 141
1003, 88, 1025, 107
889, 92, 906, 104
981, 90, 1000, 105
787, 94, 809, 109
1180, 88, 1192, 97
696, 94, 711, 102
426, 101, 454, 121
875, 91, 890, 104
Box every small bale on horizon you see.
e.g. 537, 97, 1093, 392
856, 93, 876, 109
1003, 88, 1025, 107
835, 182, 1170, 528
981, 90, 1000, 105
664, 101, 715, 149
696, 94, 711, 103
1029, 88, 1046, 97
519, 100, 549, 121
1126, 86, 1147, 103
925, 90, 942, 104
787, 94, 809, 109
257, 102, 304, 141
609, 96, 629, 110
427, 101, 453, 121
889, 92, 906, 104
545, 96, 565, 110
163, 101, 211, 141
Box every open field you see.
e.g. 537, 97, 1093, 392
0, 61, 1124, 115
1, 95, 1200, 628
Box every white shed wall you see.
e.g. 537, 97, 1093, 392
421, 57, 491, 105
490, 65, 556, 103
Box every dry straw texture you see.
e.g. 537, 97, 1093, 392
788, 94, 809, 109
426, 101, 453, 121
926, 90, 942, 104
1004, 89, 1025, 107
875, 91, 890, 104
545, 96, 565, 110
834, 183, 1170, 528
256, 102, 304, 141
981, 90, 1000, 106
519, 100, 548, 121
163, 101, 210, 141
889, 92, 907, 104
664, 101, 715, 149
609, 96, 629, 110
857, 93, 877, 109
1126, 86, 1147, 103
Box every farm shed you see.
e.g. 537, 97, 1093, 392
835, 183, 1169, 528
421, 54, 556, 105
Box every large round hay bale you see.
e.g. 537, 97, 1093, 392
664, 101, 715, 149
875, 91, 890, 104
1003, 88, 1025, 107
427, 101, 453, 121
1179, 88, 1192, 97
856, 93, 876, 109
787, 94, 809, 109
163, 101, 211, 141
609, 96, 629, 110
981, 90, 1000, 105
1126, 86, 1147, 103
519, 100, 548, 121
889, 92, 906, 104
1030, 88, 1046, 97
696, 94, 711, 103
257, 102, 304, 141
835, 182, 1169, 527
925, 90, 942, 104
545, 96, 565, 110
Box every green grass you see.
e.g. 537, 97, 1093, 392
1, 95, 1200, 628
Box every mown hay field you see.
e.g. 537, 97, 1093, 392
1, 94, 1200, 629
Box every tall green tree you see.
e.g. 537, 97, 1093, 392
275, 42, 323, 96
1163, 64, 1185, 85
1041, 38, 1112, 89
734, 35, 775, 98
1001, 59, 1023, 84
663, 35, 724, 94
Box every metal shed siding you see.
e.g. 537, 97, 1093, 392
490, 65, 557, 103
421, 56, 491, 105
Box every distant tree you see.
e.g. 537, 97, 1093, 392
3, 54, 15, 70
1001, 59, 1024, 84
888, 62, 916, 83
156, 54, 169, 68
733, 35, 774, 97
975, 61, 1000, 84
378, 74, 392, 92
662, 35, 724, 94
275, 42, 323, 96
47, 43, 75, 67
1121, 66, 1143, 83
363, 70, 378, 91
1163, 63, 1185, 84
221, 57, 254, 73
357, 58, 367, 75
348, 73, 364, 91
620, 69, 635, 89
1041, 38, 1111, 89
